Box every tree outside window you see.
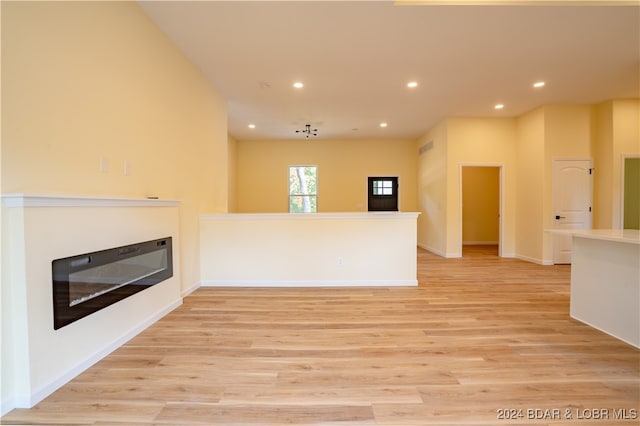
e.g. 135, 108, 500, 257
289, 166, 317, 213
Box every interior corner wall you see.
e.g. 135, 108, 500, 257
515, 108, 545, 263
417, 121, 448, 256
592, 101, 615, 229
592, 99, 640, 229
227, 134, 238, 213
1, 1, 228, 294
612, 99, 640, 229
235, 138, 418, 213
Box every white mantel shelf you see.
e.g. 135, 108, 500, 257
2, 194, 180, 208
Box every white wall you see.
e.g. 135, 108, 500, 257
200, 213, 419, 286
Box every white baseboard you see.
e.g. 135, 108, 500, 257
6, 298, 183, 413
181, 282, 201, 298
516, 253, 553, 265
571, 314, 640, 349
417, 243, 462, 259
200, 279, 418, 287
0, 396, 17, 418
418, 243, 444, 257
462, 241, 499, 245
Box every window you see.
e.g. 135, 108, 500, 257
372, 179, 394, 195
368, 176, 398, 211
289, 166, 317, 213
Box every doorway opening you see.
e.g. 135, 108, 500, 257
461, 166, 501, 258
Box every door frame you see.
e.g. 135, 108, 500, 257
458, 163, 504, 257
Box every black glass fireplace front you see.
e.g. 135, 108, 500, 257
52, 237, 173, 329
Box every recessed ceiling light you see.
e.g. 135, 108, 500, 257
533, 81, 545, 88
494, 104, 504, 110
407, 81, 418, 88
380, 122, 388, 128
293, 82, 304, 89
248, 124, 256, 129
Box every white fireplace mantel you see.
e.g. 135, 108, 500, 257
1, 193, 182, 414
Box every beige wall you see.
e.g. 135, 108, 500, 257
592, 101, 615, 229
1, 1, 228, 292
612, 100, 640, 228
227, 134, 238, 213
515, 108, 545, 263
235, 138, 417, 213
446, 118, 517, 257
542, 105, 593, 262
418, 103, 638, 263
462, 167, 500, 244
417, 118, 516, 257
2, 1, 230, 411
416, 121, 448, 255
513, 105, 595, 264
591, 99, 639, 229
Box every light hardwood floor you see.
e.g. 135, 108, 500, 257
3, 246, 639, 425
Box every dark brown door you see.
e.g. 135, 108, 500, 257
368, 177, 398, 211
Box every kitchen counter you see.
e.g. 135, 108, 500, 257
547, 229, 639, 348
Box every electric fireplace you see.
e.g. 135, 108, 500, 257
52, 237, 173, 329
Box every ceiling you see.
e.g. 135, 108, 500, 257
138, 1, 640, 141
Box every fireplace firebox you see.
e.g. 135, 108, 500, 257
52, 237, 173, 329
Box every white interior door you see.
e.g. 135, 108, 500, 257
552, 159, 593, 264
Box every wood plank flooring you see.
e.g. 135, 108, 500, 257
3, 246, 639, 425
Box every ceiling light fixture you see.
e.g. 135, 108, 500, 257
248, 124, 256, 129
380, 122, 388, 128
533, 81, 545, 88
293, 82, 304, 89
494, 104, 505, 110
407, 81, 418, 88
296, 124, 317, 139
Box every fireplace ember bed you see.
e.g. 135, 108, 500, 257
52, 237, 173, 329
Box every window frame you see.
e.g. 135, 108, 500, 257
288, 165, 318, 213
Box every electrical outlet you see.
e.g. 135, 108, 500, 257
337, 257, 344, 266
